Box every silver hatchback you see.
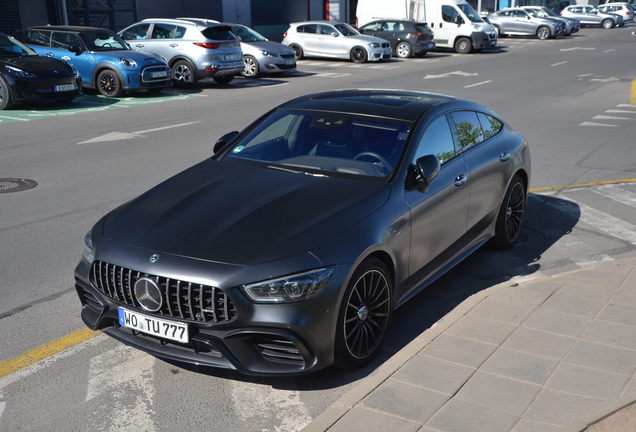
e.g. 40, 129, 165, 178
119, 18, 244, 87
225, 24, 296, 78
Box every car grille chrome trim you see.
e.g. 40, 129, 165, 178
90, 260, 237, 324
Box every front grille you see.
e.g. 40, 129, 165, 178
141, 65, 171, 82
382, 42, 390, 48
280, 53, 295, 59
90, 260, 237, 324
277, 63, 296, 70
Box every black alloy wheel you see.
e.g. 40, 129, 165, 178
491, 175, 526, 250
334, 258, 392, 369
350, 46, 368, 63
97, 70, 124, 97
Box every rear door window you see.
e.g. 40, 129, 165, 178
450, 111, 485, 152
25, 30, 51, 47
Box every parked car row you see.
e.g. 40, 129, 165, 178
2, 4, 632, 110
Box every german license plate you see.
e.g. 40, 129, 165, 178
118, 307, 189, 343
285, 59, 295, 65
225, 53, 241, 62
54, 84, 75, 92
151, 71, 167, 78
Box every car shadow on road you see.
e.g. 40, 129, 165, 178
160, 193, 580, 391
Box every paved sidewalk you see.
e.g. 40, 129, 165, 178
303, 258, 636, 432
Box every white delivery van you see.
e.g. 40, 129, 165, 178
356, 0, 497, 54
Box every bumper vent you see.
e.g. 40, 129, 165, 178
255, 336, 305, 365
89, 260, 237, 324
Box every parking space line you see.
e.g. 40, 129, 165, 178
0, 328, 99, 380
464, 80, 492, 88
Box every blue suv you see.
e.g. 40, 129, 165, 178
24, 26, 172, 97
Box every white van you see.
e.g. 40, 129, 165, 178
356, 0, 497, 54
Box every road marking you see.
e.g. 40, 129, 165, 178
550, 61, 568, 67
0, 115, 29, 122
78, 121, 203, 144
424, 70, 478, 79
561, 47, 595, 51
546, 197, 636, 246
579, 122, 619, 127
231, 380, 312, 431
590, 77, 619, 83
604, 49, 616, 53
593, 115, 632, 120
632, 80, 636, 105
0, 328, 99, 380
529, 179, 636, 193
590, 184, 636, 207
86, 345, 156, 431
606, 109, 636, 114
464, 80, 492, 88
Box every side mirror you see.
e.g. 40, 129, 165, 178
454, 15, 465, 25
213, 131, 239, 155
414, 154, 440, 193
331, 32, 339, 37
68, 45, 82, 55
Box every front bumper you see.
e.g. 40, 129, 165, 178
7, 76, 82, 103
73, 236, 348, 376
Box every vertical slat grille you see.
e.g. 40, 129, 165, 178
89, 260, 237, 324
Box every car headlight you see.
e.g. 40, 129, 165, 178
242, 267, 335, 303
5, 65, 36, 78
119, 57, 137, 69
69, 63, 80, 78
260, 50, 280, 58
368, 43, 380, 48
82, 230, 95, 264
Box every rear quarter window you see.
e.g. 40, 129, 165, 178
25, 30, 51, 47
201, 26, 237, 41
297, 24, 318, 34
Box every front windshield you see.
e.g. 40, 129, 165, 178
231, 26, 267, 42
334, 23, 360, 36
458, 4, 484, 22
82, 32, 128, 51
225, 110, 411, 178
0, 33, 37, 57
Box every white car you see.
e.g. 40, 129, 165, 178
560, 5, 624, 28
282, 21, 392, 63
597, 3, 634, 23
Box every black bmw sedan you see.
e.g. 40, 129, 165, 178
74, 89, 531, 376
0, 32, 81, 110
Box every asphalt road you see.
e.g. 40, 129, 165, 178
1, 24, 635, 431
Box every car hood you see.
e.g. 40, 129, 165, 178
0, 55, 75, 77
95, 50, 166, 64
344, 34, 388, 44
103, 158, 390, 266
241, 40, 295, 56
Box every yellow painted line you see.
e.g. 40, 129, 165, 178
530, 179, 636, 194
632, 79, 636, 105
0, 328, 99, 379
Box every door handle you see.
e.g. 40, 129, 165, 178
454, 175, 467, 187
46, 53, 53, 57
135, 44, 145, 48
499, 152, 511, 162
169, 43, 178, 47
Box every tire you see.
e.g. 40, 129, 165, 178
242, 55, 260, 78
0, 76, 14, 110
97, 69, 124, 97
494, 25, 501, 37
290, 44, 303, 60
454, 37, 472, 54
350, 46, 368, 63
536, 26, 551, 40
602, 18, 614, 29
172, 59, 197, 88
213, 75, 234, 85
490, 175, 526, 250
333, 258, 393, 369
395, 41, 412, 58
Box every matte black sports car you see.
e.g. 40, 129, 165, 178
74, 89, 531, 376
0, 32, 81, 110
